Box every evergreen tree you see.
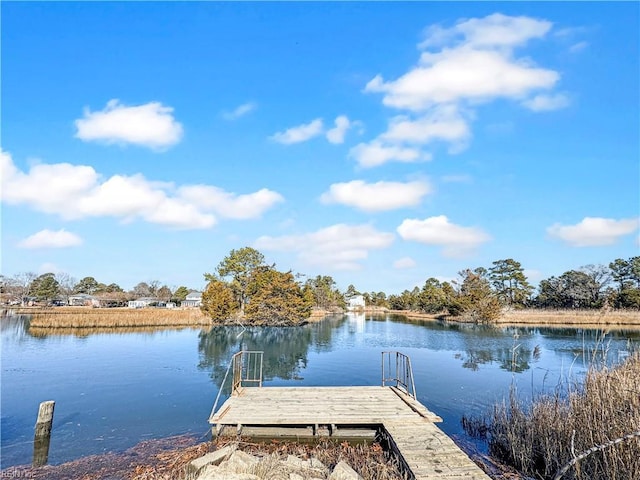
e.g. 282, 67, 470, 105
30, 273, 60, 302
245, 267, 312, 325
210, 247, 265, 315
201, 280, 238, 320
489, 259, 533, 307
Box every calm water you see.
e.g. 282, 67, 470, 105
1, 313, 638, 468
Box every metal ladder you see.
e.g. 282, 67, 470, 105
381, 351, 416, 399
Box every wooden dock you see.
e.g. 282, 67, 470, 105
209, 385, 491, 479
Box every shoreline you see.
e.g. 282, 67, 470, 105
386, 308, 640, 329
4, 306, 639, 330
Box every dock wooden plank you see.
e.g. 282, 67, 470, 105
209, 386, 490, 480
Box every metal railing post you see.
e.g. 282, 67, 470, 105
381, 351, 417, 399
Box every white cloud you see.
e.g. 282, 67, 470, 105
270, 118, 324, 144
75, 99, 183, 150
366, 48, 559, 111
356, 14, 566, 168
547, 217, 640, 247
379, 105, 472, 154
397, 215, 491, 257
420, 13, 552, 50
18, 229, 83, 249
222, 102, 257, 120
381, 106, 470, 145
326, 115, 352, 144
393, 257, 416, 269
1, 149, 283, 230
569, 41, 588, 53
320, 179, 432, 212
255, 224, 394, 270
178, 185, 284, 219
522, 93, 570, 111
349, 141, 429, 168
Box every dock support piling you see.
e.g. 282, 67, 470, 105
33, 400, 55, 467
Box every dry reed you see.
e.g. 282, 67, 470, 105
28, 325, 206, 337
26, 307, 211, 328
497, 308, 640, 326
468, 352, 640, 480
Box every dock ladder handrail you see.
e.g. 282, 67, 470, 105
232, 350, 264, 392
210, 350, 264, 419
381, 351, 416, 399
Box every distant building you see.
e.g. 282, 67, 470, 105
347, 295, 365, 311
128, 297, 157, 309
181, 291, 202, 308
68, 294, 100, 307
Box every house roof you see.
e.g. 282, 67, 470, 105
69, 293, 96, 299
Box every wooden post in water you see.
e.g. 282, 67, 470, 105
33, 400, 55, 467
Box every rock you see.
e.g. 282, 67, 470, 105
197, 465, 260, 480
188, 445, 236, 475
309, 457, 328, 471
194, 448, 359, 480
329, 460, 363, 480
219, 450, 260, 473
285, 454, 309, 469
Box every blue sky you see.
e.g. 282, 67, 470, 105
2, 2, 638, 294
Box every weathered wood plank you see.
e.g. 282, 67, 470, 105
209, 386, 490, 480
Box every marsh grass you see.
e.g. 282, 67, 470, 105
497, 308, 640, 326
25, 307, 211, 328
28, 325, 206, 337
465, 352, 640, 480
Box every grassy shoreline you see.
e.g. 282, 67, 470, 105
5, 306, 639, 330
389, 308, 640, 328
466, 352, 640, 480
1, 436, 408, 480
11, 306, 212, 328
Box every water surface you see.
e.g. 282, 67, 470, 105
1, 313, 637, 468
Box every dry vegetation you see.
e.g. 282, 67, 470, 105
465, 352, 640, 480
22, 307, 211, 329
3, 435, 408, 480
497, 308, 640, 327
213, 437, 408, 480
28, 325, 207, 337
389, 308, 640, 328
14, 306, 639, 330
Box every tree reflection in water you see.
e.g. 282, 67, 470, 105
197, 316, 347, 390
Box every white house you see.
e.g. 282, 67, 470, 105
181, 291, 202, 308
127, 297, 157, 308
347, 294, 365, 311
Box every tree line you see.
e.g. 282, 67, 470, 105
3, 252, 638, 324
0, 272, 195, 307
384, 256, 640, 322
201, 247, 312, 325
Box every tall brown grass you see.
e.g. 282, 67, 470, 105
469, 352, 640, 480
28, 325, 207, 337
497, 308, 640, 326
390, 308, 640, 328
26, 307, 211, 328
